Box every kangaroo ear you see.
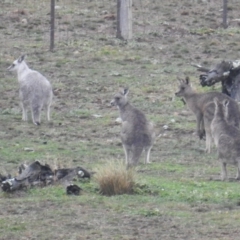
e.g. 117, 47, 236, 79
223, 99, 229, 108
213, 97, 218, 105
177, 77, 183, 83
185, 76, 190, 84
18, 55, 25, 63
123, 88, 129, 96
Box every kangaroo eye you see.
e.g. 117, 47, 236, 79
115, 97, 120, 101
181, 87, 185, 90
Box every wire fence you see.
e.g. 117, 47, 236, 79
0, 0, 119, 53
0, 0, 239, 56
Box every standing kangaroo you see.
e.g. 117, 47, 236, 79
7, 55, 53, 125
211, 98, 240, 180
110, 88, 155, 167
175, 77, 240, 153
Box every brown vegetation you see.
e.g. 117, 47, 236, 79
94, 160, 136, 196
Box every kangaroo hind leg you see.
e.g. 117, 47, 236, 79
144, 146, 152, 164
32, 104, 42, 125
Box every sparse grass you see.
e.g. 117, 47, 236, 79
1, 0, 240, 239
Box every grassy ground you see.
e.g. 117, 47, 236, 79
1, 0, 240, 239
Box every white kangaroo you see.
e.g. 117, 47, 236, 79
7, 55, 53, 125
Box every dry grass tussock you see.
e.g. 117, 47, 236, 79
94, 160, 136, 196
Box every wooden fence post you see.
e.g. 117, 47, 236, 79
50, 0, 55, 51
117, 0, 132, 40
222, 0, 228, 28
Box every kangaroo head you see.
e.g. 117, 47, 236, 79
213, 97, 229, 119
175, 76, 193, 97
7, 55, 26, 72
110, 88, 129, 108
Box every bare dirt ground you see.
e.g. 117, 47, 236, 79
1, 0, 240, 239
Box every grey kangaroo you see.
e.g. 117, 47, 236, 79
7, 55, 53, 125
110, 88, 155, 167
211, 98, 240, 181
175, 77, 240, 153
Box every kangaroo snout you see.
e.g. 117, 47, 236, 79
175, 91, 180, 97
7, 64, 14, 71
110, 100, 115, 106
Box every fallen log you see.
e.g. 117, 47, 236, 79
1, 161, 90, 193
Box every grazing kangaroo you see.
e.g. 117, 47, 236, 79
211, 98, 240, 181
110, 88, 155, 167
175, 77, 240, 153
7, 55, 53, 125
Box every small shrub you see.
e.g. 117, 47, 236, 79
94, 160, 136, 196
